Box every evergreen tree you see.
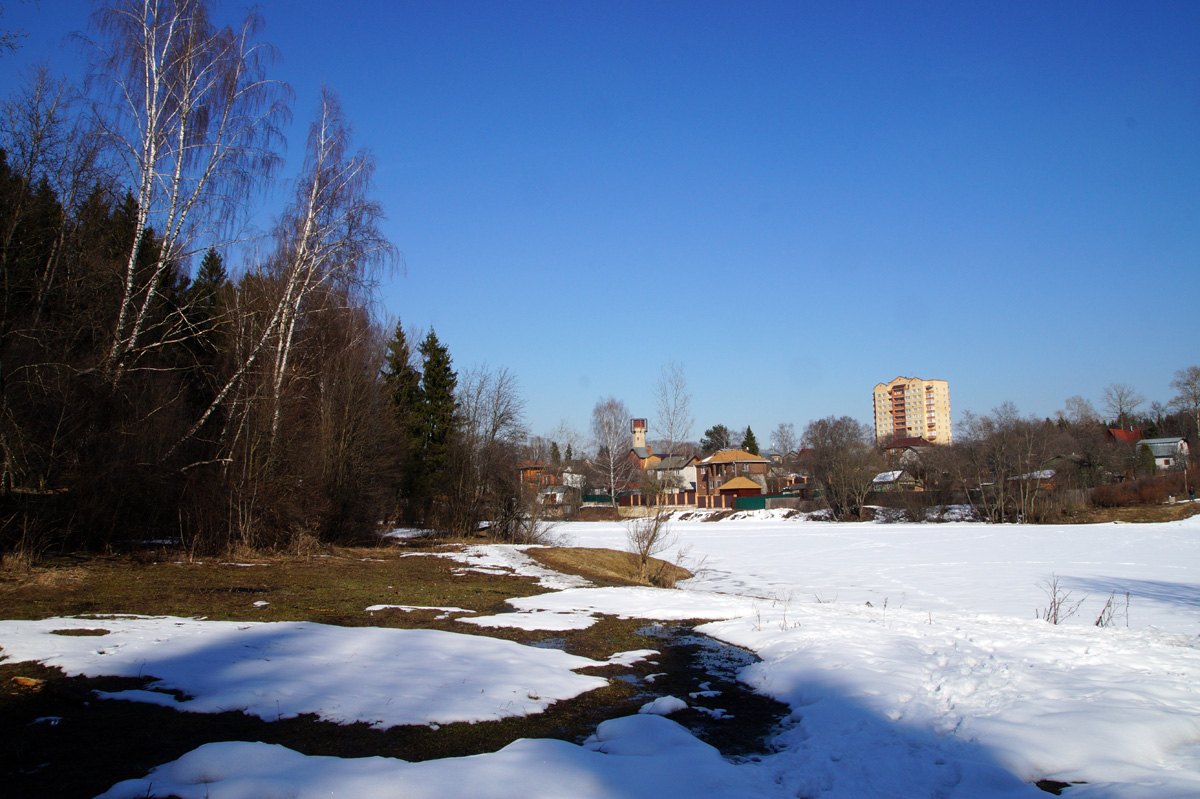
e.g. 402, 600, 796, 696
414, 328, 458, 523
382, 320, 423, 522
383, 321, 422, 424
565, 443, 573, 461
550, 441, 560, 464
742, 426, 760, 455
179, 248, 231, 432
700, 424, 732, 455
190, 248, 228, 315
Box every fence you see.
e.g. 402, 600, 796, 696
734, 495, 803, 511
591, 491, 801, 511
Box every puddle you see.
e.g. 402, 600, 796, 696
529, 637, 567, 650
630, 622, 790, 758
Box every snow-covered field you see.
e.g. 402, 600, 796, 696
3, 512, 1199, 798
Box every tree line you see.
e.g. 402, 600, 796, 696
577, 369, 1199, 523
0, 1, 529, 560
793, 372, 1200, 523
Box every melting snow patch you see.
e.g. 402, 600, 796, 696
434, 545, 593, 589
0, 616, 609, 728
365, 604, 474, 619
639, 695, 688, 716
607, 649, 658, 666
461, 610, 597, 631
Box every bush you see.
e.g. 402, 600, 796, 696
1091, 468, 1196, 508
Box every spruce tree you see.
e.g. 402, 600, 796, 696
383, 321, 422, 425
415, 328, 458, 521
191, 248, 228, 315
383, 321, 424, 521
742, 426, 760, 455
550, 441, 561, 464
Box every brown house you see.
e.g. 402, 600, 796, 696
519, 460, 558, 490
695, 449, 770, 497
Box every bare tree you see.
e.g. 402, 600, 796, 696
0, 3, 31, 57
770, 422, 798, 457
626, 509, 678, 585
524, 435, 551, 463
653, 360, 693, 454
83, 0, 290, 385
1, 63, 106, 316
456, 363, 528, 534
1057, 395, 1100, 428
1170, 366, 1200, 449
591, 396, 632, 505
948, 403, 1063, 522
549, 418, 585, 463
0, 64, 107, 493
653, 360, 693, 487
1102, 383, 1145, 429
800, 416, 883, 520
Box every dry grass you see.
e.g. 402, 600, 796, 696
527, 546, 692, 587
0, 540, 780, 799
1065, 502, 1200, 525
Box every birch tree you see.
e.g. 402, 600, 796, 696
169, 87, 393, 464
652, 360, 693, 464
591, 396, 632, 505
83, 0, 289, 384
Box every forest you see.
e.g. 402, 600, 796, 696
0, 1, 532, 560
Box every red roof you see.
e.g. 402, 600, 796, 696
1107, 429, 1142, 444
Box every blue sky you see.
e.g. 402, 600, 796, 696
4, 1, 1198, 445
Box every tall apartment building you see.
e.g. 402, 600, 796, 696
872, 376, 952, 445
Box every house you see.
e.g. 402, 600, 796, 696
1139, 438, 1190, 471
519, 460, 558, 490
872, 470, 920, 492
718, 476, 765, 498
538, 484, 581, 516
1010, 469, 1057, 491
883, 436, 933, 468
628, 418, 662, 472
695, 449, 771, 497
1107, 428, 1143, 445
648, 454, 698, 490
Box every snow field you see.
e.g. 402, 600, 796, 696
5, 511, 1200, 797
